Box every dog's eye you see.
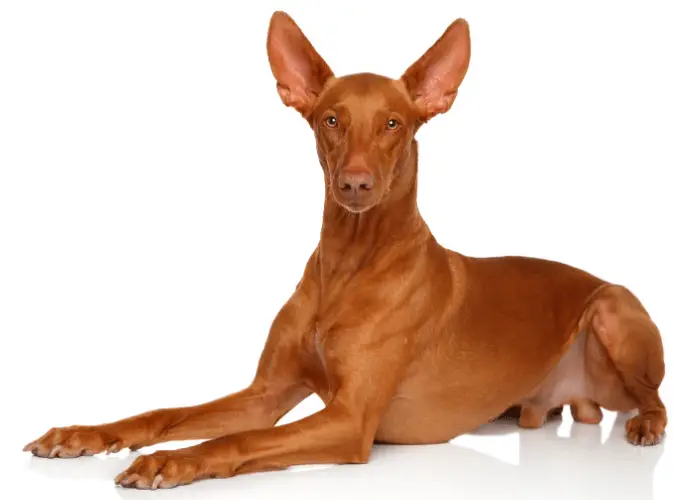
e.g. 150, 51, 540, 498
325, 116, 338, 128
387, 119, 399, 130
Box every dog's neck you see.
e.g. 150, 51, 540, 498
318, 140, 430, 277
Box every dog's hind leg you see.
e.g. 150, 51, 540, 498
587, 285, 667, 445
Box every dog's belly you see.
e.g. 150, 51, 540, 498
374, 330, 635, 445
374, 347, 527, 444
375, 394, 489, 444
517, 329, 636, 412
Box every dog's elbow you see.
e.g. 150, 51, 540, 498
338, 436, 371, 465
346, 435, 372, 464
349, 420, 378, 464
327, 407, 375, 465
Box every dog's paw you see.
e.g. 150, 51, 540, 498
115, 452, 202, 489
23, 426, 124, 458
625, 415, 665, 446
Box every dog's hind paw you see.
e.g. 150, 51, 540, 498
625, 415, 665, 446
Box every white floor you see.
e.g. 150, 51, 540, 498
8, 402, 694, 500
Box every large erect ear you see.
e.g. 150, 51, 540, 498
267, 11, 334, 118
401, 19, 471, 122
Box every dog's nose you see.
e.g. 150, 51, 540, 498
338, 169, 374, 193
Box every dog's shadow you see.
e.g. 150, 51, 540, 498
25, 413, 663, 499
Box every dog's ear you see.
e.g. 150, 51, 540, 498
401, 19, 471, 122
267, 11, 334, 118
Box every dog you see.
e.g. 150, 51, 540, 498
23, 12, 666, 490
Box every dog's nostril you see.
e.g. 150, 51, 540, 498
338, 170, 374, 194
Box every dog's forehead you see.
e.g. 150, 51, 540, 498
316, 73, 413, 116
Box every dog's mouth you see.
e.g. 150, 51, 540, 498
342, 202, 373, 214
334, 198, 375, 214
331, 192, 379, 214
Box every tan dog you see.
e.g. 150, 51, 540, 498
23, 12, 666, 490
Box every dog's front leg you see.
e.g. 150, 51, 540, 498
114, 401, 368, 489
114, 327, 409, 489
23, 258, 320, 458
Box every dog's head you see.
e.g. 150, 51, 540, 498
267, 12, 471, 213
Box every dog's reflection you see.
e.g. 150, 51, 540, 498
472, 412, 664, 500
26, 412, 663, 500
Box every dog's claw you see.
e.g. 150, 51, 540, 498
119, 473, 140, 487
49, 445, 62, 458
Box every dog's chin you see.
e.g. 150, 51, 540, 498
334, 198, 378, 214
342, 202, 374, 214
331, 190, 380, 214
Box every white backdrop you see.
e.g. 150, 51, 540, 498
1, 1, 698, 499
